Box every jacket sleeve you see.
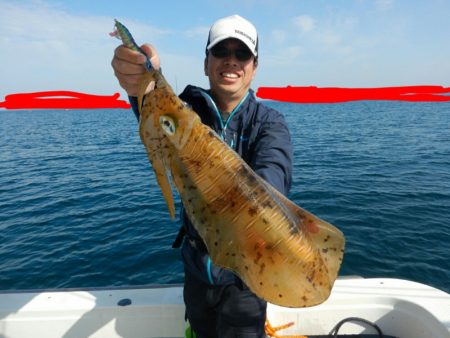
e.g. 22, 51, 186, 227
250, 111, 293, 196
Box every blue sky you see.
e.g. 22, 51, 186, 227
1, 0, 449, 99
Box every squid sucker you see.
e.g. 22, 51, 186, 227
136, 68, 345, 308
109, 16, 345, 307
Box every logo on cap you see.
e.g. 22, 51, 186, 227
235, 29, 256, 46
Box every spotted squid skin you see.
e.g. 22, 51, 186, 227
172, 123, 344, 307
137, 70, 345, 308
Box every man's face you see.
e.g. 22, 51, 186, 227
204, 38, 257, 105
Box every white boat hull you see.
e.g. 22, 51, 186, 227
0, 278, 449, 338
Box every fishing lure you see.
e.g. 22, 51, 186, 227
110, 19, 153, 71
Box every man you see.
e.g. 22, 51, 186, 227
112, 14, 293, 338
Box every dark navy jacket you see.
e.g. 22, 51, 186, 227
130, 85, 293, 286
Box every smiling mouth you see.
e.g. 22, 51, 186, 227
221, 72, 239, 79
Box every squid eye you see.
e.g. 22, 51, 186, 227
160, 116, 176, 135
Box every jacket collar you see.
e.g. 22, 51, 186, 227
180, 85, 256, 132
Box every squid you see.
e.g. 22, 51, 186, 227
112, 20, 345, 307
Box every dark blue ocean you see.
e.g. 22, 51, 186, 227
1, 101, 449, 293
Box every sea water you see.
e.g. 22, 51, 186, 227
0, 100, 449, 293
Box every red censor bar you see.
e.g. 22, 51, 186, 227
256, 85, 450, 103
0, 91, 131, 110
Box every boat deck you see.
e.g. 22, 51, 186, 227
0, 278, 449, 337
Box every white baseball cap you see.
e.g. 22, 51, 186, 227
206, 15, 258, 57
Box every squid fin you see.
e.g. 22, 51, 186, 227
269, 184, 345, 282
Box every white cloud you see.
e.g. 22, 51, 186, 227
1, 0, 448, 93
1, 1, 168, 43
290, 14, 356, 55
292, 15, 316, 33
0, 1, 170, 97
